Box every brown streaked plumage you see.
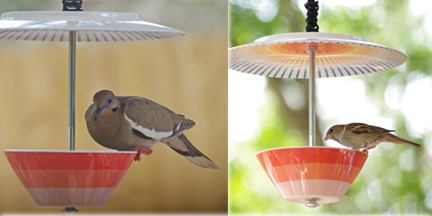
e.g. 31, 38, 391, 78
324, 123, 421, 152
85, 90, 218, 169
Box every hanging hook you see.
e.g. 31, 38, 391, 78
62, 0, 83, 11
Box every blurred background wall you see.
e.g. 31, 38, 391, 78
0, 0, 227, 214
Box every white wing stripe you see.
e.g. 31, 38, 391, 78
175, 123, 181, 131
124, 114, 173, 140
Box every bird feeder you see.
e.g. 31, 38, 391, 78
229, 0, 406, 208
0, 1, 184, 212
4, 150, 135, 206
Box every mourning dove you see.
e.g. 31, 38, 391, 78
324, 122, 421, 152
85, 90, 218, 169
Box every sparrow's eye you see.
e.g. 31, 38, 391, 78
329, 127, 334, 133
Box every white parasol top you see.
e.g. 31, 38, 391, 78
229, 32, 406, 79
0, 11, 184, 42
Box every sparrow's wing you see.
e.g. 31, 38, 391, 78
348, 123, 394, 134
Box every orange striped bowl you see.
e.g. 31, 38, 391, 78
4, 150, 136, 206
257, 147, 368, 206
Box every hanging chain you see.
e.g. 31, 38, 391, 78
304, 0, 319, 32
62, 0, 83, 11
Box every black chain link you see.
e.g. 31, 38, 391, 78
304, 0, 319, 32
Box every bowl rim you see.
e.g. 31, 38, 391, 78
256, 146, 367, 156
4, 149, 137, 154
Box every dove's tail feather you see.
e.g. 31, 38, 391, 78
162, 134, 219, 169
387, 134, 421, 148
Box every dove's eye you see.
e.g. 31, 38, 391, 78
104, 97, 113, 106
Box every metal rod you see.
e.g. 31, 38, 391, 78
67, 30, 76, 151
308, 44, 317, 147
66, 30, 78, 213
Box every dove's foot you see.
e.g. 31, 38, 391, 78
132, 147, 153, 161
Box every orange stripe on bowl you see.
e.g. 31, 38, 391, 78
257, 147, 368, 167
5, 151, 135, 170
13, 170, 129, 188
266, 163, 362, 183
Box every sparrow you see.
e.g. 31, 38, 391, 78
324, 123, 421, 152
85, 90, 218, 169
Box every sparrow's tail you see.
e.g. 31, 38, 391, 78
162, 134, 219, 169
387, 134, 421, 148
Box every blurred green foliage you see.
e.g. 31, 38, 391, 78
229, 0, 432, 214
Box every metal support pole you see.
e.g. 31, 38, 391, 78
67, 30, 76, 151
65, 30, 77, 213
308, 44, 317, 147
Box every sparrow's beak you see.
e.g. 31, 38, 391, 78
324, 133, 332, 141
